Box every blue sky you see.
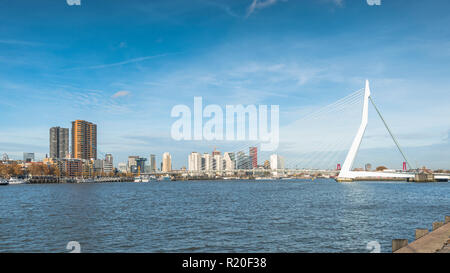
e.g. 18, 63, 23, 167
0, 0, 449, 169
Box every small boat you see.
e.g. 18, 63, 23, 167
255, 177, 273, 181
281, 177, 294, 180
0, 178, 9, 186
134, 176, 142, 183
158, 175, 171, 181
76, 178, 95, 183
9, 177, 29, 185
134, 175, 157, 183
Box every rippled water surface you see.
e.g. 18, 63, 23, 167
0, 179, 448, 253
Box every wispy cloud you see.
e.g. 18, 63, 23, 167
246, 0, 281, 17
0, 39, 46, 46
202, 0, 243, 18
111, 90, 130, 99
66, 53, 172, 70
331, 0, 344, 6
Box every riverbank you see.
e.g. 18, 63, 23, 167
393, 216, 450, 253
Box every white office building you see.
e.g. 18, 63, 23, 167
270, 154, 285, 170
213, 154, 223, 171
223, 152, 235, 171
188, 152, 202, 171
202, 153, 212, 171
162, 152, 172, 172
118, 162, 127, 173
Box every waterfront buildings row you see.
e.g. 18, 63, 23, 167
2, 118, 285, 178
118, 153, 171, 175
187, 147, 285, 172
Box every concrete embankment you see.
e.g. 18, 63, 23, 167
28, 176, 133, 184
393, 216, 450, 253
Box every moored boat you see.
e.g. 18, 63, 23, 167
0, 178, 9, 186
76, 178, 95, 183
158, 175, 171, 181
134, 175, 157, 182
8, 177, 29, 185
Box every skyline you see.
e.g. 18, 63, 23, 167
1, 0, 450, 169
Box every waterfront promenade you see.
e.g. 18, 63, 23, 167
394, 216, 450, 253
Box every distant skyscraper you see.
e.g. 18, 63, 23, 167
135, 157, 147, 174
270, 154, 285, 170
71, 120, 97, 160
236, 151, 251, 170
202, 153, 212, 171
103, 154, 114, 174
188, 152, 202, 171
249, 147, 258, 169
23, 152, 35, 163
118, 162, 127, 173
223, 152, 235, 171
162, 152, 172, 172
92, 159, 104, 175
127, 156, 139, 173
213, 154, 223, 171
50, 126, 69, 159
150, 154, 156, 172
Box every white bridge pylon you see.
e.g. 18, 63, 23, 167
337, 80, 415, 181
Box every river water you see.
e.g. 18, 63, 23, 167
0, 179, 448, 253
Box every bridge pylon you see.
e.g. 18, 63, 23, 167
336, 80, 371, 182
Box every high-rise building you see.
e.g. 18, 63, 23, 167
118, 162, 127, 173
23, 152, 35, 163
150, 154, 156, 172
249, 147, 258, 169
127, 156, 139, 173
270, 154, 285, 170
223, 152, 235, 171
135, 157, 147, 174
188, 152, 202, 171
236, 151, 251, 170
162, 152, 172, 172
92, 159, 104, 175
213, 154, 223, 171
71, 120, 97, 160
103, 154, 114, 174
202, 153, 212, 171
50, 126, 69, 159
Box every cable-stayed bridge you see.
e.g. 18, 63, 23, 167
128, 80, 449, 182
335, 80, 449, 182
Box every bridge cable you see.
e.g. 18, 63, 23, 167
369, 96, 414, 170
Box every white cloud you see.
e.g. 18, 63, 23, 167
0, 39, 46, 46
66, 53, 172, 70
111, 90, 130, 99
246, 0, 280, 17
